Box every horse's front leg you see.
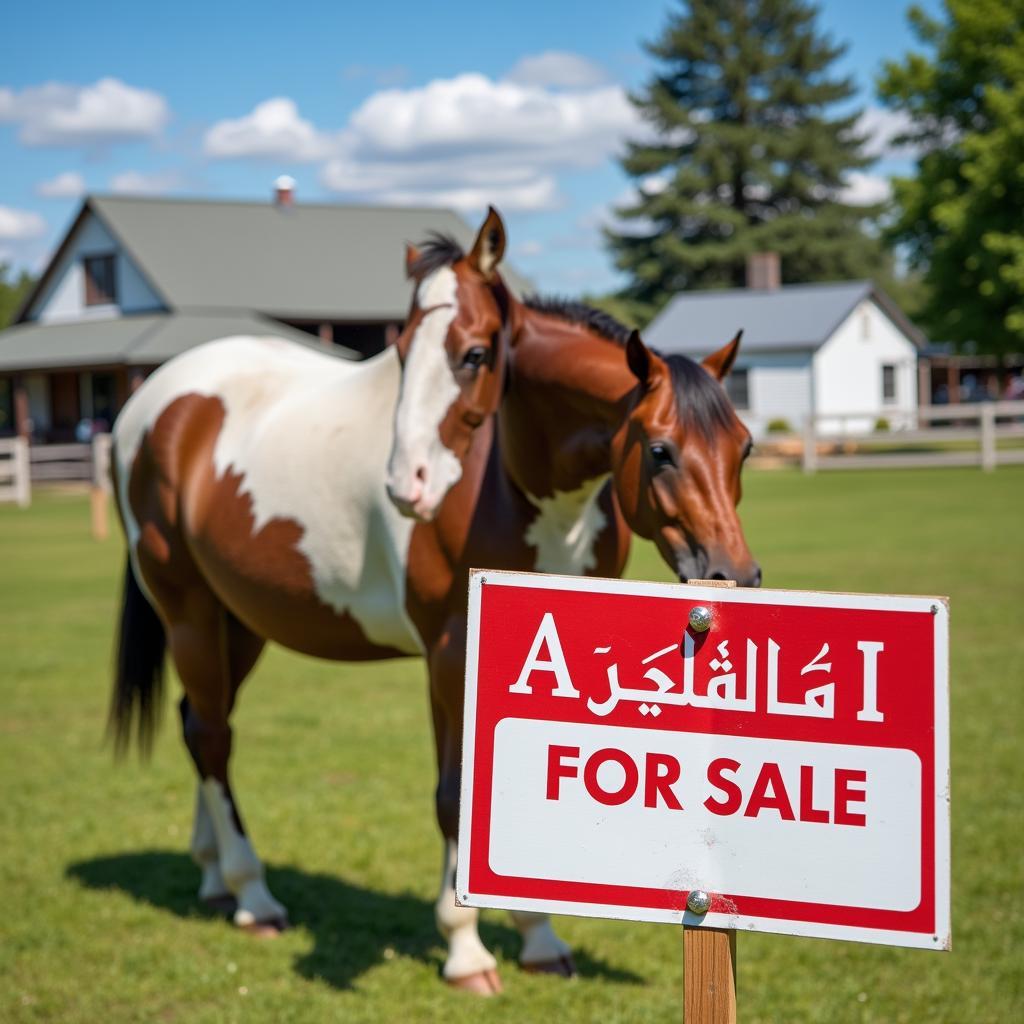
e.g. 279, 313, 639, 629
509, 910, 576, 976
429, 622, 502, 994
428, 618, 575, 991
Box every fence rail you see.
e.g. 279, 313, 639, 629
0, 437, 31, 507
28, 442, 94, 481
802, 401, 1024, 473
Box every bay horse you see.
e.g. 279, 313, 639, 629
108, 207, 757, 995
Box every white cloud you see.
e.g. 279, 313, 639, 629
108, 169, 185, 195
321, 72, 640, 211
856, 106, 917, 160
0, 206, 47, 240
517, 240, 544, 257
35, 170, 86, 198
840, 171, 892, 206
505, 51, 609, 89
342, 73, 634, 163
203, 98, 334, 161
0, 78, 168, 146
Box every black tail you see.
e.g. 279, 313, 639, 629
109, 558, 167, 757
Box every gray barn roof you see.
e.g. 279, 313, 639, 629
0, 312, 350, 372
644, 280, 926, 356
18, 195, 533, 324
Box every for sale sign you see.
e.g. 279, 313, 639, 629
457, 571, 950, 950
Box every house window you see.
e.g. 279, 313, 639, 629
83, 254, 117, 306
725, 367, 750, 410
882, 364, 897, 404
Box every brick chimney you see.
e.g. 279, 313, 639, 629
746, 251, 781, 290
273, 175, 296, 207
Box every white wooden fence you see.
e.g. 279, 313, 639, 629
0, 437, 31, 507
802, 401, 1024, 473
0, 434, 113, 530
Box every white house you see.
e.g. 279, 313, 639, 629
644, 268, 926, 439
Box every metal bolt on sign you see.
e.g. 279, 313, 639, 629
687, 889, 712, 915
688, 606, 713, 633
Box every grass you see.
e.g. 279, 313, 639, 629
1, 468, 1022, 1023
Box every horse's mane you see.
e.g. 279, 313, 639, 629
663, 354, 736, 441
523, 295, 633, 347
523, 295, 735, 439
410, 233, 465, 277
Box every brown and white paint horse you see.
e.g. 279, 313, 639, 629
109, 208, 757, 994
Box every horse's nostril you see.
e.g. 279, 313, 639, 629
709, 571, 726, 581
415, 465, 427, 483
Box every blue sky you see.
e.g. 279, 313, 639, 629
0, 0, 939, 293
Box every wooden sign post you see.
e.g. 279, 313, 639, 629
684, 926, 736, 1023
683, 579, 737, 1024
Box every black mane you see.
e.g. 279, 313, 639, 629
410, 233, 465, 277
523, 295, 634, 347
523, 295, 735, 438
663, 354, 737, 440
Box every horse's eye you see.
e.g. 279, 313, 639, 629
649, 441, 676, 470
462, 346, 488, 369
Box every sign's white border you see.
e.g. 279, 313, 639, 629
457, 569, 951, 952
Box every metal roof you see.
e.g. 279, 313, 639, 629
644, 280, 926, 355
19, 196, 532, 324
0, 312, 354, 372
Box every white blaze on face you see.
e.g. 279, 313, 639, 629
387, 266, 464, 518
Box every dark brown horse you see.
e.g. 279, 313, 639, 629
109, 208, 757, 994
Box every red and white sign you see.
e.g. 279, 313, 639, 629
457, 570, 950, 950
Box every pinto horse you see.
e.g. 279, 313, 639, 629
109, 208, 757, 994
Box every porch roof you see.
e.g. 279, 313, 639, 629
0, 312, 355, 373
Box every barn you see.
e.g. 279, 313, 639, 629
644, 256, 927, 438
0, 184, 529, 442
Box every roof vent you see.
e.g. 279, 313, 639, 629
746, 252, 780, 290
274, 175, 296, 207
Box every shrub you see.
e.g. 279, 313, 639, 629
766, 418, 792, 434
874, 417, 891, 432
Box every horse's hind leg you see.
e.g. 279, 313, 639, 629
154, 575, 285, 933
181, 613, 266, 916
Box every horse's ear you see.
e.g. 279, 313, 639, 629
702, 329, 743, 381
468, 206, 506, 281
405, 243, 422, 280
626, 330, 654, 387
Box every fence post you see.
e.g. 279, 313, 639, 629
802, 417, 817, 474
91, 433, 112, 540
14, 437, 31, 508
980, 403, 996, 472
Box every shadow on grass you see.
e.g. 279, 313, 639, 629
66, 851, 641, 990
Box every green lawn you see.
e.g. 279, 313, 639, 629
1, 469, 1022, 1023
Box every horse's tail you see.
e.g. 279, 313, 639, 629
109, 557, 166, 757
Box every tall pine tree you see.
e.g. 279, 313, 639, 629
607, 0, 883, 320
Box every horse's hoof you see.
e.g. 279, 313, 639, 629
239, 916, 289, 938
447, 968, 503, 995
202, 894, 238, 916
522, 954, 577, 978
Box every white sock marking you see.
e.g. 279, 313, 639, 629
200, 778, 286, 926
435, 838, 496, 979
